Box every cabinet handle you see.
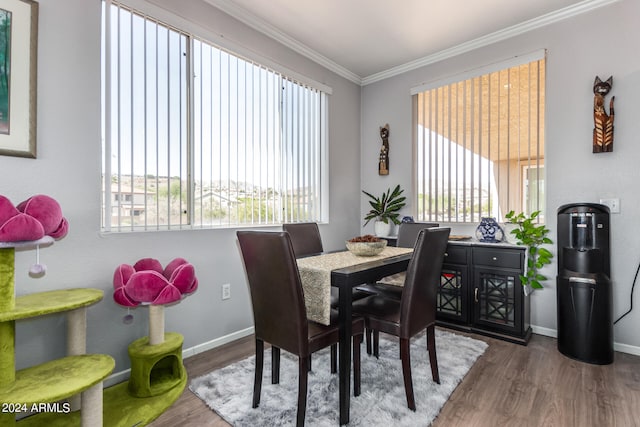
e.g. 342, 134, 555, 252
444, 252, 448, 257
474, 287, 479, 302
492, 256, 498, 261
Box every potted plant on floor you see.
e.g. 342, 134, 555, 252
505, 210, 553, 295
362, 185, 406, 236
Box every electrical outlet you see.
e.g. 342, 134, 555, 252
222, 283, 231, 300
599, 198, 620, 214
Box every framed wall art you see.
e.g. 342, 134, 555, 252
0, 0, 37, 158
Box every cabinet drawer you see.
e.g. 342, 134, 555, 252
472, 247, 523, 269
443, 245, 468, 264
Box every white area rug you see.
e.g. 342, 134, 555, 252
190, 329, 488, 426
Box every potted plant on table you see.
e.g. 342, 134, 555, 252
362, 184, 406, 236
505, 210, 553, 295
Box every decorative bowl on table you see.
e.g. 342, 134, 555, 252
346, 235, 387, 256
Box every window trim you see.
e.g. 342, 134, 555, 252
410, 49, 545, 95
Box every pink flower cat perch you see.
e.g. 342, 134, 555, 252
0, 194, 68, 243
113, 257, 198, 344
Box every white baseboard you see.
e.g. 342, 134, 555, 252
531, 325, 557, 338
104, 326, 255, 387
613, 341, 640, 356
531, 324, 640, 356
182, 326, 255, 358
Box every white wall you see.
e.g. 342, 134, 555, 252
2, 0, 361, 374
361, 0, 640, 348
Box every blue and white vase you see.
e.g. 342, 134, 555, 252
475, 217, 504, 243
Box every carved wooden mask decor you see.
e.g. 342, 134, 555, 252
593, 76, 615, 153
379, 124, 389, 175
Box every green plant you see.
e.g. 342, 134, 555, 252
362, 185, 406, 226
505, 210, 553, 291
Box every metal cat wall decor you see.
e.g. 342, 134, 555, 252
593, 76, 615, 153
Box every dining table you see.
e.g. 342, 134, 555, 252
297, 246, 413, 425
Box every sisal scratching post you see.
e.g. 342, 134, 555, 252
81, 382, 103, 427
67, 307, 87, 411
67, 307, 87, 354
148, 304, 165, 345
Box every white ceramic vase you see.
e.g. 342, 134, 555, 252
374, 220, 391, 237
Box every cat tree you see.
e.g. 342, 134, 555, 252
103, 257, 198, 425
0, 195, 115, 426
0, 195, 196, 426
0, 238, 114, 427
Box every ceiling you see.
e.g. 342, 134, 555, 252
204, 0, 617, 85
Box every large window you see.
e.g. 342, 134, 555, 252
412, 52, 545, 223
102, 1, 328, 232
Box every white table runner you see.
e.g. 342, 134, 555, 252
297, 246, 413, 325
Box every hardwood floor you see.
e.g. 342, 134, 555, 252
149, 331, 640, 426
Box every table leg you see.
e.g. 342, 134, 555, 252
338, 284, 352, 425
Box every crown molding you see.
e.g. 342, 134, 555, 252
361, 0, 622, 85
204, 0, 621, 87
203, 0, 362, 85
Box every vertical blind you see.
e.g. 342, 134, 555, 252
102, 1, 328, 231
412, 53, 545, 223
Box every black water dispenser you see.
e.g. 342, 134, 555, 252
557, 203, 613, 364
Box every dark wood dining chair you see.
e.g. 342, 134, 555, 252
361, 222, 440, 354
352, 227, 450, 411
237, 230, 365, 426
283, 222, 374, 308
282, 222, 338, 372
366, 222, 440, 300
283, 222, 324, 256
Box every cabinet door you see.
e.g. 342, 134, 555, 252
437, 264, 468, 323
472, 266, 523, 335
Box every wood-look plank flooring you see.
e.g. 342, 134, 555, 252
149, 331, 640, 426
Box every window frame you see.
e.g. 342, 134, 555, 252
101, 0, 330, 232
411, 50, 546, 224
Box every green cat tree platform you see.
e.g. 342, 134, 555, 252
128, 332, 185, 398
0, 245, 115, 427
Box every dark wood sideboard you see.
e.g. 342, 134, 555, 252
437, 242, 531, 345
385, 236, 531, 345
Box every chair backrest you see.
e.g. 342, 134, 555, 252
396, 222, 440, 248
283, 222, 324, 257
400, 227, 451, 338
237, 231, 309, 356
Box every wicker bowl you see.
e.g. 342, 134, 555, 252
345, 239, 387, 256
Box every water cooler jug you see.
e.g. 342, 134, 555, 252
557, 203, 613, 364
